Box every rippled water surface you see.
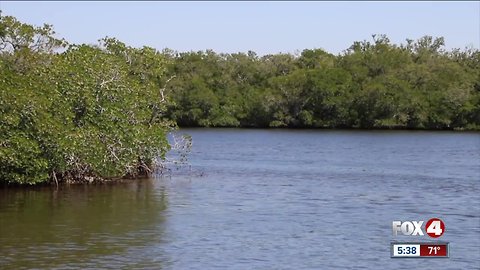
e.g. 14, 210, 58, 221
1, 129, 479, 269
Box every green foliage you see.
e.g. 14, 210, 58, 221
1, 13, 479, 184
0, 13, 174, 185
163, 34, 479, 130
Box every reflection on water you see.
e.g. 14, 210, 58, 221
0, 180, 169, 269
0, 129, 479, 269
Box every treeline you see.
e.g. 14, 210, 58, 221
162, 36, 480, 130
0, 13, 175, 184
1, 14, 479, 185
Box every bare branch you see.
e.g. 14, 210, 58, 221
159, 75, 176, 103
52, 170, 58, 188
99, 70, 120, 88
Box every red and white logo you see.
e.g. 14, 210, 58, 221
392, 218, 445, 238
424, 218, 445, 238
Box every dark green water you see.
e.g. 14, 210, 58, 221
1, 129, 479, 269
0, 181, 169, 269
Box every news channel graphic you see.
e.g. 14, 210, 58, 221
390, 218, 449, 258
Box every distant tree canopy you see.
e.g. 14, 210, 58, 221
163, 35, 479, 129
0, 13, 479, 185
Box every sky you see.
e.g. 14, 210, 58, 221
0, 1, 479, 56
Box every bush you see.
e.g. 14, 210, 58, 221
0, 14, 175, 185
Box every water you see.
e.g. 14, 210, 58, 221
1, 129, 479, 269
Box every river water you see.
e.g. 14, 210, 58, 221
0, 129, 479, 269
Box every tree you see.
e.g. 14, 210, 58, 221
0, 14, 174, 185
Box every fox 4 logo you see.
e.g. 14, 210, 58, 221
392, 218, 445, 238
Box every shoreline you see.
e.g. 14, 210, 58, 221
0, 176, 154, 189
176, 126, 480, 132
3, 128, 478, 187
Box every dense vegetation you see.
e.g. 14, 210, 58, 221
1, 13, 479, 185
163, 38, 479, 129
0, 13, 176, 185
